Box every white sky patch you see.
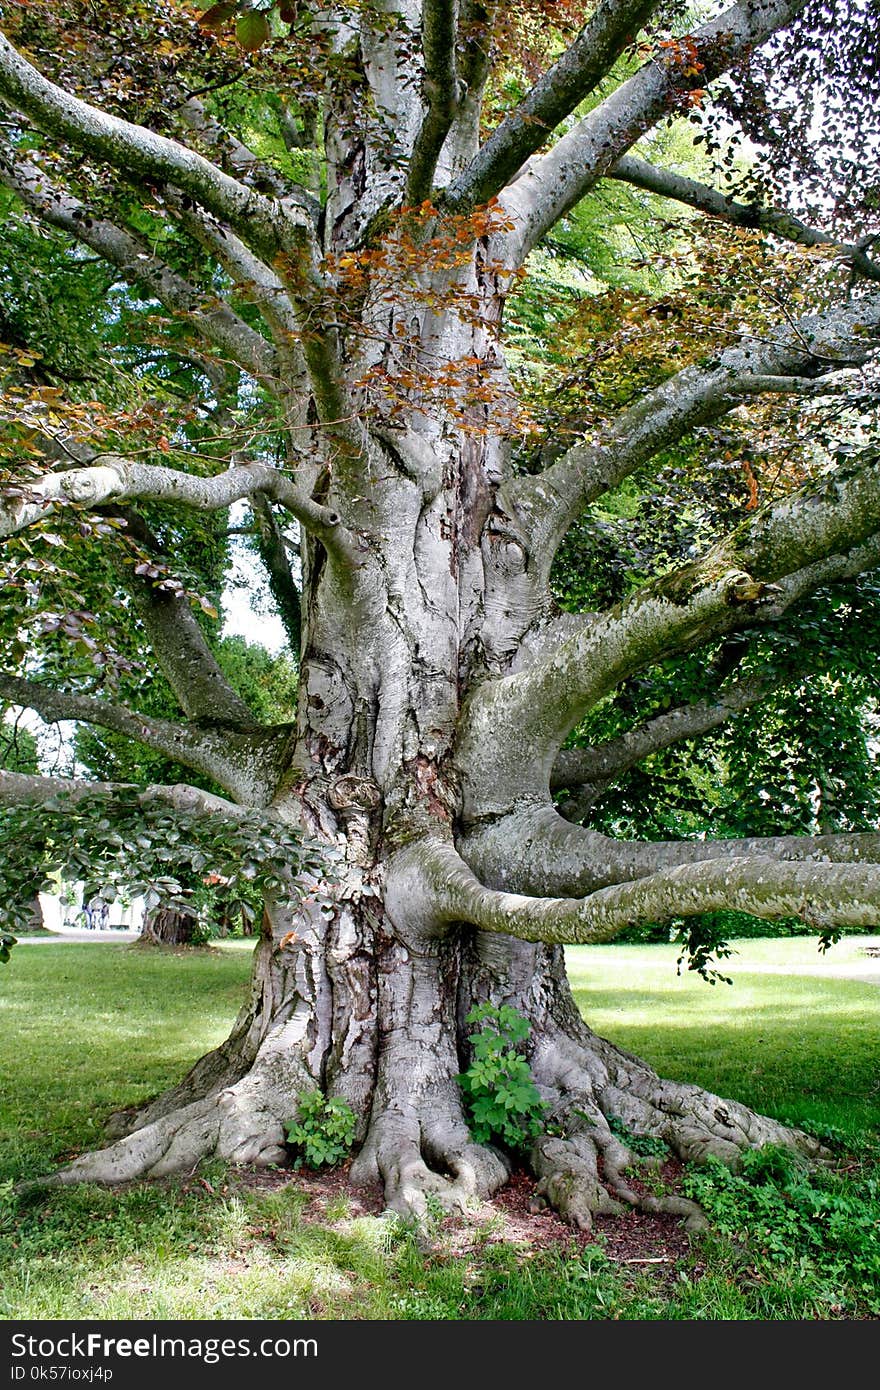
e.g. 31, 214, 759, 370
221, 573, 287, 653
221, 500, 290, 655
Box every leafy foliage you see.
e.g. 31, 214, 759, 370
683, 1144, 880, 1317
457, 1003, 547, 1152
606, 1115, 668, 1159
0, 788, 328, 938
285, 1091, 357, 1170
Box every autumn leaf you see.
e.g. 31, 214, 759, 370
197, 2, 240, 32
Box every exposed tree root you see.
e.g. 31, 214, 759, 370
524, 1019, 827, 1232
351, 1097, 509, 1221
49, 1014, 316, 1186
349, 937, 509, 1220
461, 934, 828, 1233
24, 922, 828, 1244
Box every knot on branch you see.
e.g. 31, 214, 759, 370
724, 572, 783, 605
59, 467, 118, 504
328, 774, 381, 814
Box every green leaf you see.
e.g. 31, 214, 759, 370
235, 10, 271, 50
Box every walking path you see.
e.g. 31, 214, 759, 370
728, 957, 880, 986
16, 927, 139, 943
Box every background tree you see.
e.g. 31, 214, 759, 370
1, 0, 880, 1228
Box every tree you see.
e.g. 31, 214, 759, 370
1, 0, 880, 1228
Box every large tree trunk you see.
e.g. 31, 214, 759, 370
139, 905, 202, 947
54, 423, 824, 1226
10, 0, 872, 1229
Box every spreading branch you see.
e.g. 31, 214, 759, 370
176, 93, 320, 221
609, 155, 880, 283
0, 32, 365, 459
0, 672, 291, 804
164, 192, 308, 379
551, 669, 770, 799
459, 451, 880, 820
407, 0, 460, 204
506, 291, 880, 568
460, 805, 880, 900
0, 444, 349, 553
0, 140, 281, 388
0, 31, 315, 266
0, 769, 250, 823
492, 0, 810, 263
396, 837, 880, 948
447, 0, 657, 211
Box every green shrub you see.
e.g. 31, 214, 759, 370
457, 1003, 547, 1151
606, 1115, 668, 1158
285, 1091, 356, 1170
683, 1144, 880, 1316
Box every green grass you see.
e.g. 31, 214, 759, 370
565, 936, 880, 1138
2, 936, 878, 1320
0, 942, 251, 1179
561, 934, 878, 1139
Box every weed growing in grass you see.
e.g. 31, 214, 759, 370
682, 1143, 880, 1316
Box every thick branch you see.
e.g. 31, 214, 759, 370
0, 32, 314, 265
0, 446, 348, 553
163, 192, 313, 440
457, 1, 496, 96
447, 0, 657, 211
95, 500, 271, 732
128, 582, 257, 729
0, 672, 290, 802
551, 670, 770, 792
0, 769, 249, 823
461, 805, 880, 900
176, 94, 320, 221
0, 673, 216, 755
407, 0, 459, 204
609, 155, 880, 283
165, 193, 305, 357
507, 292, 880, 566
493, 0, 809, 263
0, 141, 280, 386
0, 34, 365, 463
460, 453, 880, 819
397, 838, 880, 948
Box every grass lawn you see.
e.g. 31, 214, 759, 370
2, 936, 878, 1320
565, 935, 880, 1137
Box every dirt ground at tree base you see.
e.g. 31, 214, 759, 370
218, 1157, 697, 1294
